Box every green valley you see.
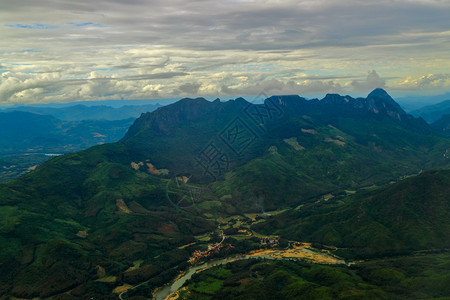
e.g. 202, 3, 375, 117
0, 89, 449, 299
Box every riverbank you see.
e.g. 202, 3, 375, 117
153, 245, 348, 300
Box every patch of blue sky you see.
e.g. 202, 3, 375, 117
260, 64, 276, 72
0, 70, 9, 73
4, 23, 58, 29
67, 22, 105, 27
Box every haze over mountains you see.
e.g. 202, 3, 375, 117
396, 92, 450, 112
410, 99, 450, 123
1, 103, 162, 121
0, 111, 133, 154
0, 89, 449, 299
0, 103, 161, 182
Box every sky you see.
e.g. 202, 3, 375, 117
1, 0, 450, 105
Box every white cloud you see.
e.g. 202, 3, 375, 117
400, 73, 450, 89
351, 70, 386, 92
0, 0, 449, 103
220, 78, 344, 96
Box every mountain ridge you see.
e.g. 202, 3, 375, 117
411, 99, 450, 123
253, 169, 450, 258
124, 89, 430, 143
432, 114, 450, 136
121, 89, 433, 182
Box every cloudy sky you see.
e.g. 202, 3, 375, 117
1, 0, 449, 104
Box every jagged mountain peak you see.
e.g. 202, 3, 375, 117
270, 94, 307, 101
321, 93, 354, 105
124, 90, 431, 141
123, 96, 251, 138
177, 96, 209, 103
366, 88, 400, 108
267, 95, 309, 108
364, 88, 406, 120
367, 88, 391, 98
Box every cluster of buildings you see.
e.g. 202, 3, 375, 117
259, 237, 279, 247
188, 242, 234, 264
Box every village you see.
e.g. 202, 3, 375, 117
188, 242, 234, 264
186, 210, 345, 266
187, 214, 283, 264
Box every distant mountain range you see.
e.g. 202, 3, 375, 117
0, 103, 163, 182
1, 103, 161, 121
431, 114, 450, 137
410, 99, 450, 123
0, 111, 134, 154
0, 89, 449, 299
396, 92, 450, 112
0, 99, 176, 108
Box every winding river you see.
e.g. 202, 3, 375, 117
153, 248, 346, 300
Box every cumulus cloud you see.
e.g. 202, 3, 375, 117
175, 83, 202, 96
0, 72, 60, 103
351, 70, 386, 92
221, 78, 344, 97
400, 73, 450, 89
